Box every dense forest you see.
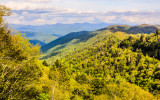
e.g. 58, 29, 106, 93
0, 5, 51, 100
0, 4, 160, 100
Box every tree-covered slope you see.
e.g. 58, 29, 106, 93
41, 29, 113, 60
41, 31, 91, 52
44, 32, 160, 99
64, 32, 160, 92
41, 24, 159, 60
41, 25, 160, 99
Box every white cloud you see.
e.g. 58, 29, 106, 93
26, 0, 51, 3
5, 10, 160, 25
5, 1, 51, 10
117, 12, 160, 24
7, 0, 52, 3
95, 15, 117, 23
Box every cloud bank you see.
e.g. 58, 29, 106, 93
4, 1, 160, 25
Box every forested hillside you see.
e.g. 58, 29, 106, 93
41, 31, 90, 52
42, 31, 160, 99
41, 24, 160, 60
41, 22, 160, 99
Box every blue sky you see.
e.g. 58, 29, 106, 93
1, 0, 160, 25
47, 0, 160, 12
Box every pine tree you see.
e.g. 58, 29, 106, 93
42, 60, 49, 66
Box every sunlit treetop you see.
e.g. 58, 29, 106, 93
0, 4, 11, 25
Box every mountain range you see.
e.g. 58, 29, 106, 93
41, 24, 160, 60
10, 23, 160, 48
10, 23, 113, 36
100, 24, 160, 34
10, 23, 114, 46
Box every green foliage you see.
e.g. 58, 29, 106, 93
75, 73, 89, 84
91, 78, 106, 95
36, 93, 50, 100
42, 60, 49, 66
0, 5, 47, 99
104, 81, 154, 100
44, 30, 160, 99
0, 29, 43, 99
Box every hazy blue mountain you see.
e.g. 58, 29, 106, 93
20, 31, 36, 38
16, 31, 58, 44
29, 40, 46, 46
10, 23, 112, 36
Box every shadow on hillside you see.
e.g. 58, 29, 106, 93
41, 31, 98, 53
52, 45, 66, 52
40, 51, 61, 60
73, 33, 98, 44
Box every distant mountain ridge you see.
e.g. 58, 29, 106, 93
12, 30, 58, 45
10, 23, 113, 36
10, 23, 114, 46
100, 24, 160, 34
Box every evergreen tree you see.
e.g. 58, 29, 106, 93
42, 60, 49, 66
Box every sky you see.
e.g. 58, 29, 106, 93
1, 0, 160, 25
